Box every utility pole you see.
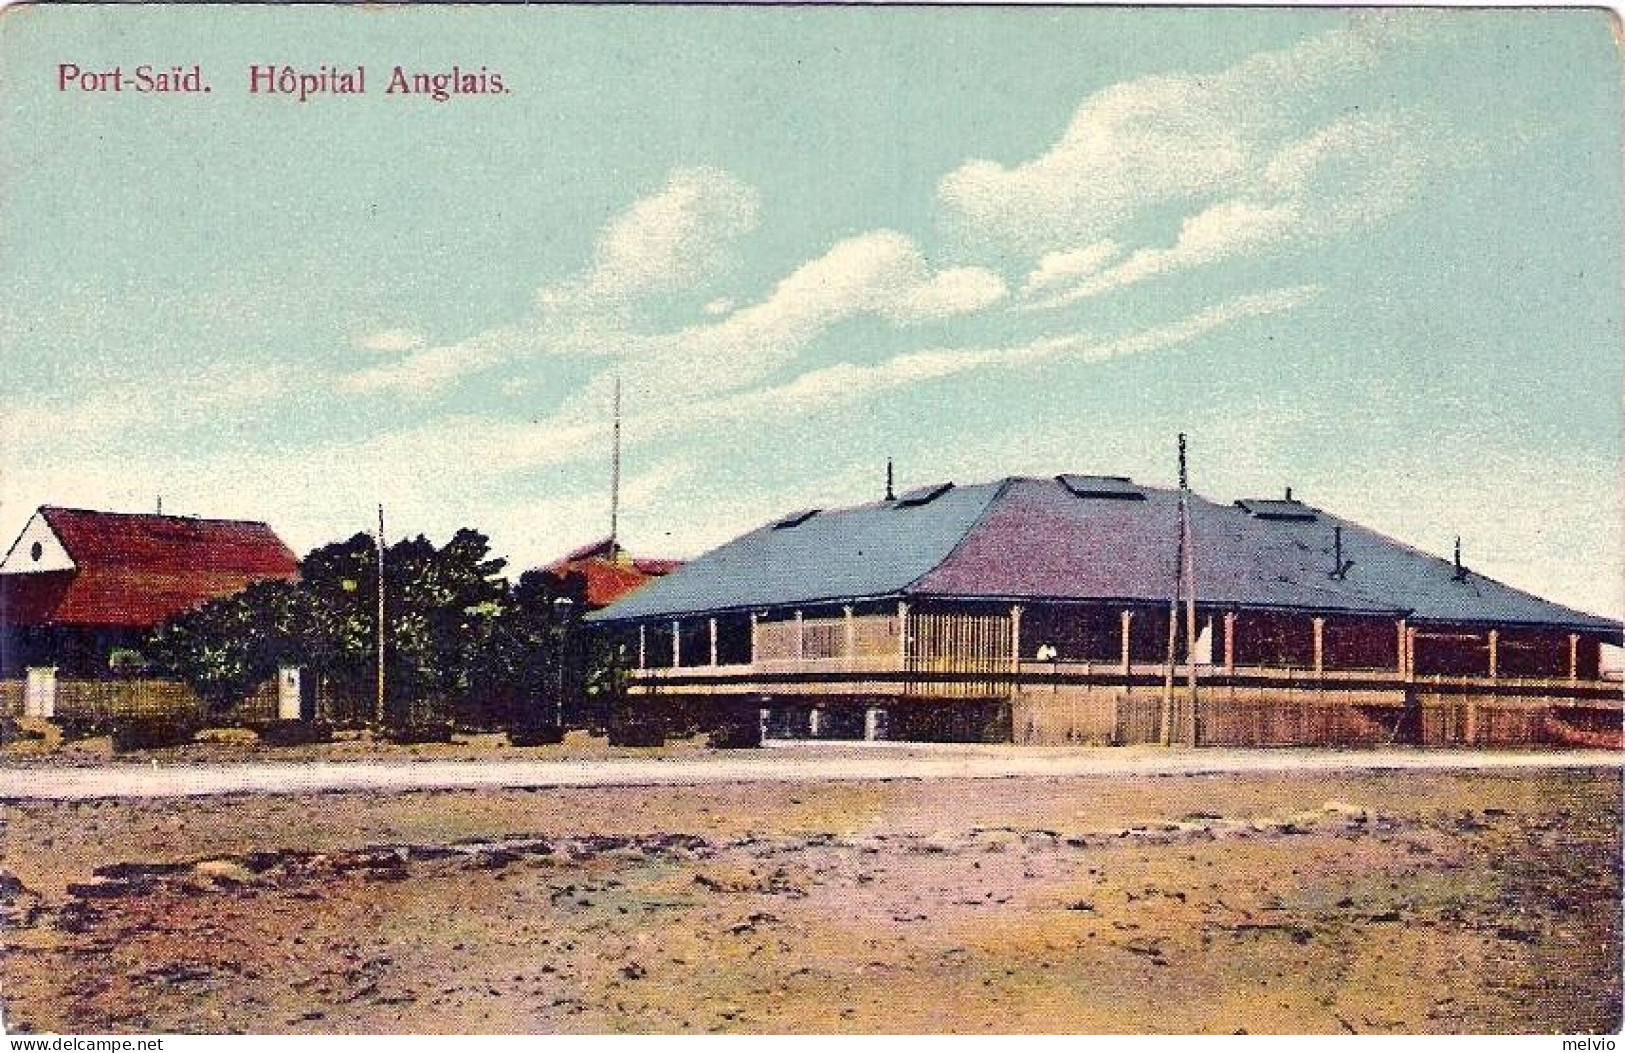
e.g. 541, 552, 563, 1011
375, 503, 386, 728
609, 376, 622, 554
1161, 437, 1185, 746
1181, 435, 1199, 746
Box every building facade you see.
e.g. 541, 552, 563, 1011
588, 475, 1621, 747
0, 506, 300, 677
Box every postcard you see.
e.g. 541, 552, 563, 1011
0, 3, 1620, 1038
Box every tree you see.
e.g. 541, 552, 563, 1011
465, 568, 593, 730
150, 527, 513, 728
146, 578, 318, 711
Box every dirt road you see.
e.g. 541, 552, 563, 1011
2, 766, 1619, 1033
0, 745, 1616, 800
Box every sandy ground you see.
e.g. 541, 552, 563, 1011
2, 765, 1619, 1034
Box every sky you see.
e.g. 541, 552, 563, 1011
1, 6, 1620, 618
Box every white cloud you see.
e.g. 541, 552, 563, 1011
1020, 113, 1434, 307
357, 328, 425, 354
693, 229, 1005, 343
541, 165, 761, 312
886, 266, 1008, 324
535, 230, 1009, 435
1, 364, 300, 460
338, 167, 761, 397
1262, 114, 1429, 232
1022, 242, 1122, 295
338, 336, 507, 394
1027, 199, 1300, 307
942, 18, 1431, 273
669, 284, 1320, 425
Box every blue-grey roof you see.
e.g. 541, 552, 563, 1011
589, 475, 1620, 635
587, 479, 1007, 622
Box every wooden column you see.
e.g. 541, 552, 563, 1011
897, 602, 910, 665
1312, 617, 1325, 676
1119, 609, 1133, 674
749, 612, 760, 666
708, 617, 719, 667
1569, 633, 1580, 682
794, 610, 805, 663
1010, 604, 1023, 673
637, 624, 647, 671
1222, 611, 1236, 673
843, 606, 856, 664
670, 620, 681, 668
1487, 629, 1499, 679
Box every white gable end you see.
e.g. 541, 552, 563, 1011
0, 512, 75, 574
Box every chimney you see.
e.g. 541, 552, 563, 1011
1452, 536, 1468, 582
1330, 525, 1354, 579
885, 458, 896, 502
1284, 486, 1293, 501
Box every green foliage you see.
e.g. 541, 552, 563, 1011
147, 578, 316, 709
147, 527, 612, 730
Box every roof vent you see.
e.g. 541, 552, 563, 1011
896, 482, 953, 507
771, 508, 819, 530
1056, 474, 1146, 500
1236, 498, 1317, 522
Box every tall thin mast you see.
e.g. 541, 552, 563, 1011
609, 376, 622, 555
1161, 435, 1186, 746
1181, 435, 1198, 745
375, 503, 386, 727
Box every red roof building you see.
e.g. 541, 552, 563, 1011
0, 506, 299, 676
540, 538, 681, 610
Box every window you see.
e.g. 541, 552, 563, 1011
772, 508, 819, 530
1056, 474, 1146, 500
896, 482, 953, 507
29, 541, 42, 561
1235, 499, 1317, 522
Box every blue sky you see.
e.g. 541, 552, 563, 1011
1, 7, 1619, 617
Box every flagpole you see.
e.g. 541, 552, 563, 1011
375, 503, 386, 728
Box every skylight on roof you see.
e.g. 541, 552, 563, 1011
1056, 474, 1146, 500
1236, 499, 1317, 522
896, 482, 953, 507
771, 508, 819, 530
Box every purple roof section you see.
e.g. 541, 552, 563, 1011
916, 480, 1391, 611
590, 475, 1620, 634
918, 478, 1617, 630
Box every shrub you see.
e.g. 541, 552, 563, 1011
707, 720, 762, 749
507, 723, 566, 747
607, 721, 665, 747
0, 717, 43, 746
55, 719, 110, 743
256, 720, 334, 747
110, 718, 197, 753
